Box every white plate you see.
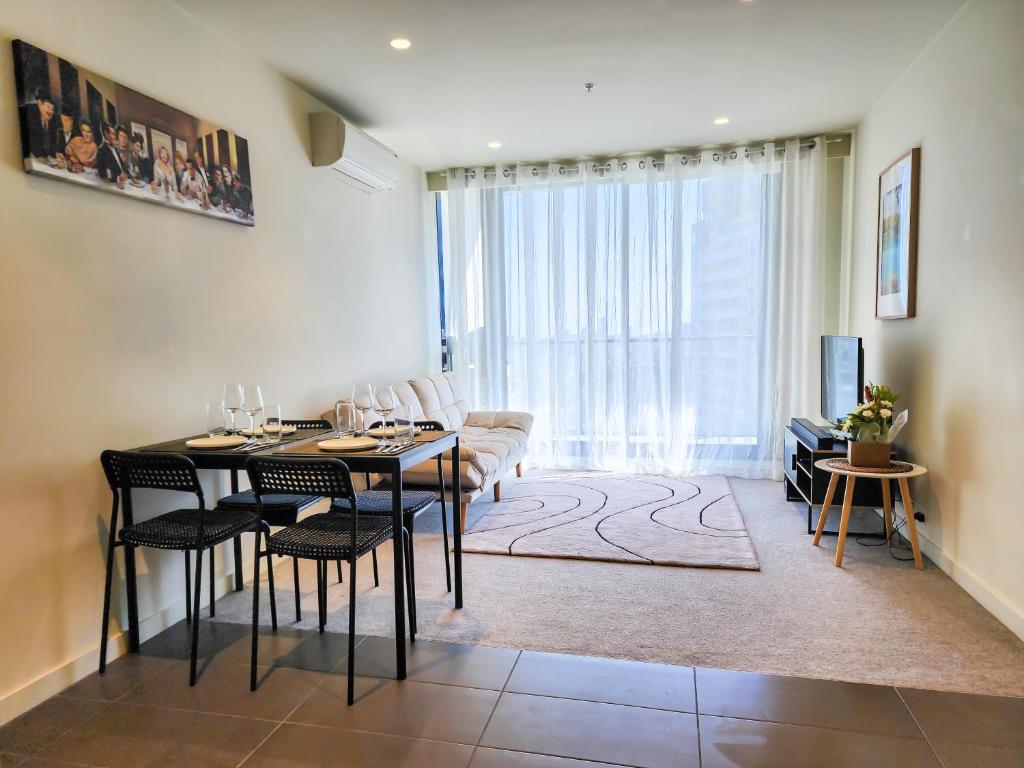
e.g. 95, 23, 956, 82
186, 435, 248, 450
366, 426, 421, 438
241, 424, 297, 437
317, 437, 379, 452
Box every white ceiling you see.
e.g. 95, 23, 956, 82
172, 0, 964, 170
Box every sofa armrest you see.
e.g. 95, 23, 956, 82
466, 410, 534, 434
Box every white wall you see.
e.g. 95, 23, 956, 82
0, 0, 436, 722
850, 0, 1024, 637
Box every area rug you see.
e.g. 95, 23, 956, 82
461, 472, 760, 570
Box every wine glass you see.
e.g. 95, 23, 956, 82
375, 385, 397, 446
223, 384, 243, 434
263, 404, 283, 444
353, 384, 375, 436
241, 384, 264, 441
205, 401, 226, 437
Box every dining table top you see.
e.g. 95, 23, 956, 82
131, 427, 458, 471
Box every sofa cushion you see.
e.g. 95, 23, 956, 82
408, 373, 469, 429
401, 423, 529, 491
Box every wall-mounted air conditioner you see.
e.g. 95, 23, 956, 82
309, 112, 399, 193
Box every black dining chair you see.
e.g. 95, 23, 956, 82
216, 419, 346, 622
98, 451, 277, 685
246, 456, 411, 705
334, 420, 452, 611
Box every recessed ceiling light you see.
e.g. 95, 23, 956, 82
488, 141, 502, 149
390, 38, 411, 50
714, 116, 730, 125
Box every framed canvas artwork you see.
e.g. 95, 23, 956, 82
875, 147, 920, 319
11, 39, 254, 226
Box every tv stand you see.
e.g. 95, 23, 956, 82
783, 425, 886, 535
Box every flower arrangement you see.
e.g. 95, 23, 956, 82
839, 383, 900, 443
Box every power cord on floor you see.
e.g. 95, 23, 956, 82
855, 514, 916, 562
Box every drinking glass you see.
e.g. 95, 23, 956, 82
335, 399, 357, 437
223, 384, 243, 434
263, 404, 283, 444
395, 404, 415, 445
375, 385, 397, 446
241, 384, 264, 439
353, 384, 375, 436
205, 401, 226, 437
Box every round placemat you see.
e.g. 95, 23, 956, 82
826, 458, 914, 474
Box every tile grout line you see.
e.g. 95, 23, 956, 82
474, 649, 522, 750
893, 686, 949, 768
233, 633, 368, 768
694, 667, 702, 768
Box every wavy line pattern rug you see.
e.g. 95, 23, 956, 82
461, 472, 760, 570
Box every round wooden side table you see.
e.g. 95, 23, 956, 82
812, 458, 928, 569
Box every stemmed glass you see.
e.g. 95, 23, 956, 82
375, 385, 397, 446
241, 384, 264, 441
354, 384, 375, 436
223, 385, 243, 434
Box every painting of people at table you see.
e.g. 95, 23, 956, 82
12, 39, 255, 227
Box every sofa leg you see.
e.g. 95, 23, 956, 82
493, 481, 501, 502
516, 462, 523, 478
460, 500, 469, 534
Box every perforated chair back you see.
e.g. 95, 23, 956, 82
246, 456, 357, 509
415, 420, 445, 432
100, 450, 204, 506
284, 419, 333, 431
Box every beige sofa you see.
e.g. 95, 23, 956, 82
323, 372, 533, 531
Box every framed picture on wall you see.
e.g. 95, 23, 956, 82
875, 147, 920, 319
11, 38, 254, 226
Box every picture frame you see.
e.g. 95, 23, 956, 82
11, 39, 254, 227
875, 147, 920, 319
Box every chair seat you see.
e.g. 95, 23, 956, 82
120, 508, 257, 550
329, 489, 436, 517
267, 514, 393, 560
216, 490, 320, 527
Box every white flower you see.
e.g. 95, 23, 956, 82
881, 400, 893, 407
854, 403, 866, 413
862, 409, 874, 419
880, 408, 892, 418
842, 420, 852, 432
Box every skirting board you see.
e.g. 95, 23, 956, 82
879, 503, 1024, 642
0, 571, 236, 727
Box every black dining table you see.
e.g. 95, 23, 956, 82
132, 426, 463, 679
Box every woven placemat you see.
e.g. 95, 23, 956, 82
826, 458, 914, 474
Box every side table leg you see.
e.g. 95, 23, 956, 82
898, 477, 924, 570
813, 473, 840, 546
881, 479, 894, 543
834, 477, 856, 567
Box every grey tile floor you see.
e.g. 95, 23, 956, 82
1, 619, 1021, 767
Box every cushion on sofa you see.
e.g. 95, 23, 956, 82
408, 373, 469, 429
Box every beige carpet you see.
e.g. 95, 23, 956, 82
210, 473, 1024, 697
461, 472, 759, 570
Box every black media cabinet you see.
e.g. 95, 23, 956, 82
783, 426, 887, 535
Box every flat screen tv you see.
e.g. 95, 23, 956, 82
821, 336, 864, 425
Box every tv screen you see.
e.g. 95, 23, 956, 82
821, 336, 863, 425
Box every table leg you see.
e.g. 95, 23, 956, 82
812, 473, 840, 546
452, 435, 463, 610
231, 470, 243, 591
898, 477, 924, 570
834, 476, 856, 567
881, 479, 894, 543
391, 461, 407, 679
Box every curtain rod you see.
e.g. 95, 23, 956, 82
429, 136, 849, 187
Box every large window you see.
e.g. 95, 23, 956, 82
438, 144, 829, 477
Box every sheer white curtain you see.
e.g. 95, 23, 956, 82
444, 139, 826, 479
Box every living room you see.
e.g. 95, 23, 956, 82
0, 1, 1021, 767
